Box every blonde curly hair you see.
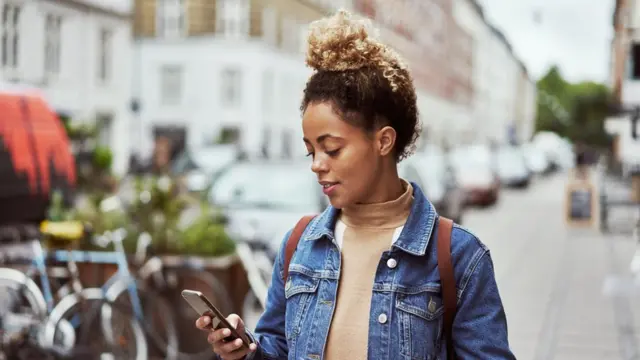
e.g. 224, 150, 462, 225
301, 9, 420, 161
305, 9, 410, 92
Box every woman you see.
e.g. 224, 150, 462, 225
197, 10, 515, 359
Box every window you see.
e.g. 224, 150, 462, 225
160, 65, 183, 105
261, 7, 277, 45
216, 0, 249, 37
1, 3, 20, 69
629, 43, 640, 80
157, 0, 186, 38
220, 68, 241, 107
98, 29, 112, 81
44, 14, 62, 74
262, 70, 273, 113
280, 17, 299, 52
97, 114, 113, 146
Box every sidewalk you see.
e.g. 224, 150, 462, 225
504, 229, 640, 360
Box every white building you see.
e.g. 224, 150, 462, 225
0, 0, 133, 175
132, 0, 353, 161
453, 0, 536, 145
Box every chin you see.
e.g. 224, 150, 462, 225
327, 195, 349, 210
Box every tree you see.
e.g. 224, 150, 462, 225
534, 65, 613, 148
535, 66, 572, 134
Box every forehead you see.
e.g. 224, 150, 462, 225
302, 102, 361, 142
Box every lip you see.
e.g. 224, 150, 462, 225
319, 181, 339, 196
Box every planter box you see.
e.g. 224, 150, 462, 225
71, 254, 249, 316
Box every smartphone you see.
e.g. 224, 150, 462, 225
181, 289, 251, 348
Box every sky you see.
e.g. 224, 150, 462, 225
478, 0, 615, 84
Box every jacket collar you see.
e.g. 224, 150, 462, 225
302, 181, 437, 256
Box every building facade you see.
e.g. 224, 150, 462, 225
606, 0, 640, 166
0, 0, 133, 174
132, 0, 352, 160
133, 0, 536, 164
452, 0, 536, 145
351, 0, 474, 147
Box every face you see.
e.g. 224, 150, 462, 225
302, 102, 396, 208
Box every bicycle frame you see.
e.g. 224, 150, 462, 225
47, 248, 144, 321
3, 236, 144, 322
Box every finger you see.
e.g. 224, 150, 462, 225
216, 338, 248, 358
227, 314, 241, 329
195, 316, 211, 330
207, 328, 232, 344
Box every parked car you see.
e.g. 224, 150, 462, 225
172, 144, 240, 192
208, 160, 327, 253
400, 152, 465, 224
522, 143, 552, 175
495, 146, 531, 188
449, 147, 500, 207
532, 132, 574, 170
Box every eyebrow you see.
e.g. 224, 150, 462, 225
303, 134, 341, 143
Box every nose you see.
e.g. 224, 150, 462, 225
311, 157, 328, 174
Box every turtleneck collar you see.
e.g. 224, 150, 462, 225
340, 179, 413, 229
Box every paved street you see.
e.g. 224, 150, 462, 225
465, 172, 640, 360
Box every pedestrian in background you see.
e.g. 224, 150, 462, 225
196, 9, 515, 360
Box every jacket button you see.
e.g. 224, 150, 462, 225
378, 313, 388, 324
386, 258, 397, 269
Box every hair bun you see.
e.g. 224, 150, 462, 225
306, 9, 388, 72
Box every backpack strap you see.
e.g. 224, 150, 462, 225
282, 215, 316, 283
437, 216, 457, 360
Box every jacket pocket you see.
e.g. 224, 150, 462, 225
284, 272, 320, 345
395, 286, 444, 360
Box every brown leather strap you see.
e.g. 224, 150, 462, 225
437, 216, 457, 360
283, 215, 316, 283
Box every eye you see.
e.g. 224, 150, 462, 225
305, 152, 314, 157
326, 149, 341, 157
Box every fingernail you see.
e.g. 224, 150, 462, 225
223, 329, 231, 336
250, 344, 257, 351
203, 317, 210, 324
235, 339, 243, 346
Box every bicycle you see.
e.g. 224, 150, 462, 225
232, 226, 279, 331
104, 230, 234, 360
97, 191, 235, 360
0, 222, 148, 359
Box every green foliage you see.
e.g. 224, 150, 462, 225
178, 203, 235, 256
535, 65, 613, 147
93, 146, 113, 171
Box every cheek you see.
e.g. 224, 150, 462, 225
336, 145, 379, 186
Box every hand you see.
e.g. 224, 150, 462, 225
196, 313, 257, 360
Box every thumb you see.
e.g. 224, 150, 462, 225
227, 314, 243, 330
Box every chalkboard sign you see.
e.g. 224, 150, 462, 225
565, 182, 596, 227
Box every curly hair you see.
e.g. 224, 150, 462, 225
301, 9, 420, 161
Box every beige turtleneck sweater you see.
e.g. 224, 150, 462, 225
324, 180, 413, 360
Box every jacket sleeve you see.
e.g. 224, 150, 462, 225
452, 250, 517, 359
244, 230, 291, 360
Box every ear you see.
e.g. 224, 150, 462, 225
375, 126, 397, 157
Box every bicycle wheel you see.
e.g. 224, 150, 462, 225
0, 268, 48, 318
158, 267, 234, 360
0, 268, 51, 356
42, 288, 148, 360
103, 276, 180, 360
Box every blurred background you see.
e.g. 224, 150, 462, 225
0, 0, 640, 359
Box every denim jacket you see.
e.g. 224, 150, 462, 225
244, 182, 516, 359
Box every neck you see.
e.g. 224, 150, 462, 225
341, 179, 413, 228
357, 166, 404, 205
